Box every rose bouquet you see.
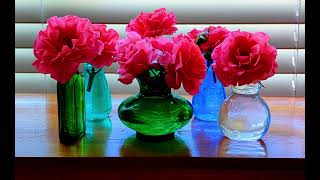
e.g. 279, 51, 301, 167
32, 15, 119, 85
116, 8, 206, 140
33, 15, 103, 84
212, 30, 278, 87
212, 30, 278, 141
187, 26, 230, 121
32, 15, 119, 143
116, 32, 206, 95
82, 24, 119, 121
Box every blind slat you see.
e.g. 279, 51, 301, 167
15, 0, 305, 24
15, 0, 41, 23
15, 23, 305, 49
15, 73, 305, 97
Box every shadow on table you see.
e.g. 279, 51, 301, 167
120, 134, 191, 157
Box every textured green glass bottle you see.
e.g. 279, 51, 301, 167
83, 63, 112, 121
118, 69, 193, 140
57, 72, 86, 144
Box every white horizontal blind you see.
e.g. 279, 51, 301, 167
15, 0, 305, 96
15, 0, 305, 23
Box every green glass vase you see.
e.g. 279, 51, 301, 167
118, 68, 193, 141
57, 72, 86, 144
83, 63, 112, 121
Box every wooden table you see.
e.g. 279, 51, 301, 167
15, 94, 305, 179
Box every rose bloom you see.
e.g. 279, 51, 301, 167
187, 28, 202, 41
187, 26, 229, 53
32, 15, 103, 84
116, 33, 206, 95
212, 30, 278, 87
165, 35, 206, 95
115, 32, 155, 84
150, 36, 174, 67
126, 8, 178, 38
89, 24, 119, 69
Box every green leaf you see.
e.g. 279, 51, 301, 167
196, 35, 207, 45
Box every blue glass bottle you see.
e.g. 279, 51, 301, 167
192, 59, 226, 121
83, 63, 112, 121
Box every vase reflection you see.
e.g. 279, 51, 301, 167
217, 137, 268, 158
58, 117, 112, 156
191, 117, 223, 156
120, 134, 190, 157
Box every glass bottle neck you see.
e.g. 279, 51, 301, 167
206, 58, 214, 68
84, 63, 103, 74
57, 71, 82, 85
137, 69, 171, 97
83, 63, 104, 92
231, 83, 261, 95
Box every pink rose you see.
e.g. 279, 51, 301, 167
150, 37, 174, 53
187, 28, 202, 40
172, 33, 194, 42
212, 30, 278, 86
150, 37, 174, 67
200, 26, 229, 52
115, 33, 207, 96
126, 8, 178, 38
115, 32, 154, 84
88, 24, 119, 69
32, 15, 103, 84
187, 26, 229, 53
165, 35, 206, 95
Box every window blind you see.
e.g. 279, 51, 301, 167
15, 0, 305, 96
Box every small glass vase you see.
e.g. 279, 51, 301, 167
57, 72, 86, 144
192, 59, 226, 121
83, 63, 112, 121
118, 68, 193, 141
218, 83, 271, 141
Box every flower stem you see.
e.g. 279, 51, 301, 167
86, 74, 95, 92
86, 67, 102, 92
212, 66, 217, 83
149, 69, 158, 78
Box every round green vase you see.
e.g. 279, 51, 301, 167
118, 69, 193, 141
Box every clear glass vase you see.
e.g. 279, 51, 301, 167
192, 59, 226, 121
118, 68, 193, 141
57, 72, 86, 144
218, 83, 271, 141
83, 63, 112, 121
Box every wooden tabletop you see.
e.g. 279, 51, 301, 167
15, 93, 305, 158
